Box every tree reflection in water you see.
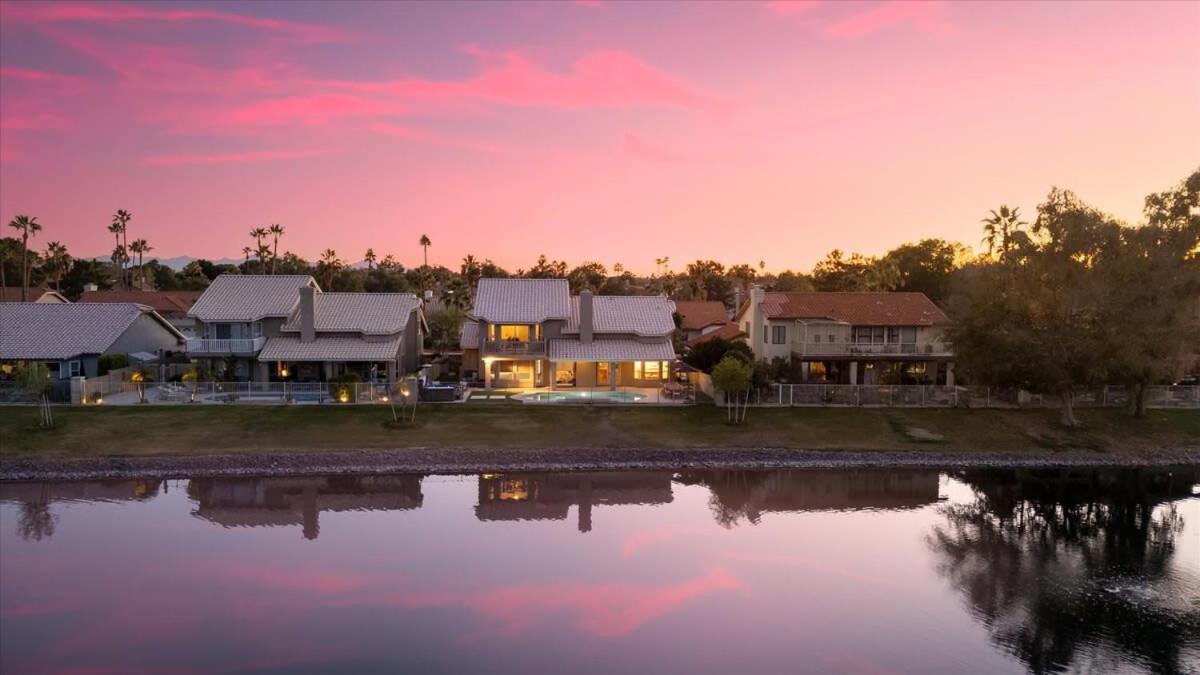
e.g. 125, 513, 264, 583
928, 467, 1199, 675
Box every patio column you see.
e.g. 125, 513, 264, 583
945, 362, 955, 387
255, 361, 268, 382
549, 360, 556, 390
387, 360, 397, 382
849, 361, 858, 385
609, 361, 618, 390
484, 360, 493, 389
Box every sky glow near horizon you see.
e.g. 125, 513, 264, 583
1, 0, 1197, 272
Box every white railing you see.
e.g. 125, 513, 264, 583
79, 380, 429, 406
723, 384, 1200, 409
794, 343, 949, 357
185, 336, 266, 355
484, 340, 547, 356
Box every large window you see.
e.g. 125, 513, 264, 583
633, 360, 669, 381
497, 325, 531, 342
772, 325, 787, 344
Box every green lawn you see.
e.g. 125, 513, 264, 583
1, 404, 1197, 458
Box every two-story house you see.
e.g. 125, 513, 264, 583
187, 275, 423, 382
736, 287, 955, 385
460, 278, 677, 390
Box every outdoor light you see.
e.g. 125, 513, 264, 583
280, 368, 289, 378
338, 392, 350, 403
380, 395, 389, 402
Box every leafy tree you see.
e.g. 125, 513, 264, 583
60, 258, 115, 299
768, 270, 814, 292
683, 337, 753, 373
600, 271, 636, 295
318, 249, 343, 290
712, 355, 752, 424
684, 260, 734, 305
520, 254, 567, 278
567, 261, 607, 293
811, 249, 898, 292
726, 263, 757, 297
443, 276, 472, 310
882, 238, 966, 305
7, 214, 41, 300
426, 307, 465, 353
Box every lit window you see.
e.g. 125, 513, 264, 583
634, 361, 667, 380
499, 325, 531, 342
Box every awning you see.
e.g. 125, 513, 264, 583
548, 338, 675, 363
258, 335, 402, 362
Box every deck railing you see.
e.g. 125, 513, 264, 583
793, 343, 949, 357
185, 336, 266, 355
722, 384, 1200, 409
483, 340, 547, 356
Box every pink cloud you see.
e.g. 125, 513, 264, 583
622, 132, 687, 163
142, 149, 328, 166
824, 1, 956, 38
3, 1, 346, 43
0, 112, 70, 131
762, 1, 823, 16
367, 122, 507, 153
211, 94, 406, 128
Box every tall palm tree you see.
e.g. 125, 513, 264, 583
43, 241, 71, 291
364, 248, 376, 270
419, 234, 431, 267
8, 214, 42, 301
0, 238, 12, 292
249, 228, 268, 271
319, 249, 342, 290
112, 210, 131, 288
242, 246, 253, 265
129, 239, 152, 288
982, 205, 1027, 257
268, 224, 284, 274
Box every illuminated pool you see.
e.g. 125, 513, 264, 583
515, 390, 647, 403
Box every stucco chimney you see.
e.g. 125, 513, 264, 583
579, 290, 594, 344
299, 285, 316, 343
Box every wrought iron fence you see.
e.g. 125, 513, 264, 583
727, 384, 1200, 409
78, 380, 423, 406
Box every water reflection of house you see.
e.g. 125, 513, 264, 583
187, 475, 424, 540
0, 480, 162, 504
476, 472, 673, 532
677, 470, 940, 526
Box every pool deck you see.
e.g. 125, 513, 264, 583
468, 386, 691, 405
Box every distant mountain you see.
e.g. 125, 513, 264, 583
85, 255, 242, 271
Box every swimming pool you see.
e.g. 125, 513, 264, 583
515, 390, 647, 403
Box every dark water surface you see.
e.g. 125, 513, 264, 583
2, 467, 1198, 675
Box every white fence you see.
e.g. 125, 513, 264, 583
80, 380, 418, 406
723, 384, 1200, 409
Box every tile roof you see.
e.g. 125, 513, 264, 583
687, 323, 747, 347
0, 303, 182, 360
756, 292, 949, 326
564, 295, 677, 337
673, 301, 728, 331
472, 278, 570, 324
549, 338, 676, 362
189, 275, 315, 322
258, 335, 403, 362
0, 287, 68, 303
80, 290, 203, 316
281, 293, 420, 335
459, 320, 481, 349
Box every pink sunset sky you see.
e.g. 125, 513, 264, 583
1, 0, 1197, 272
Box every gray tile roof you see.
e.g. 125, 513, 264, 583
472, 278, 570, 324
281, 293, 420, 335
459, 320, 481, 349
0, 303, 182, 360
564, 295, 676, 336
549, 338, 676, 363
189, 275, 315, 322
258, 335, 403, 362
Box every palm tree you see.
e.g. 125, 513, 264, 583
982, 205, 1027, 257
8, 215, 42, 301
43, 241, 71, 291
242, 246, 253, 264
364, 248, 376, 271
268, 224, 284, 274
129, 239, 152, 288
112, 210, 131, 288
0, 238, 12, 292
319, 249, 342, 290
248, 228, 268, 270
419, 234, 431, 267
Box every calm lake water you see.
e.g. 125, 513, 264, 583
1, 467, 1198, 675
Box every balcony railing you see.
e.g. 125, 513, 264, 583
795, 342, 948, 357
483, 339, 547, 356
186, 336, 266, 355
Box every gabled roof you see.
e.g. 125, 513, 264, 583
258, 335, 403, 362
281, 293, 420, 336
673, 301, 728, 331
0, 303, 184, 360
549, 338, 676, 363
563, 295, 676, 337
747, 292, 949, 326
0, 287, 69, 303
472, 278, 570, 324
687, 323, 746, 347
459, 320, 480, 349
80, 290, 203, 316
189, 275, 316, 322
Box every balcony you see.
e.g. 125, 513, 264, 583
795, 342, 949, 357
186, 336, 266, 356
484, 340, 547, 356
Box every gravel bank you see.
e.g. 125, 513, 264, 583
3, 446, 1198, 481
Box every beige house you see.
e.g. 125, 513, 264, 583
736, 287, 955, 385
460, 278, 677, 390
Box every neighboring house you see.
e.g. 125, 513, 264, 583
0, 303, 186, 380
460, 278, 677, 389
187, 275, 318, 380
736, 287, 955, 385
79, 290, 204, 337
188, 275, 423, 382
0, 286, 69, 303
687, 322, 747, 349
476, 472, 673, 533
673, 300, 733, 344
258, 287, 424, 382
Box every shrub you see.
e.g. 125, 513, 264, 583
97, 354, 129, 376
328, 373, 363, 403
683, 338, 753, 373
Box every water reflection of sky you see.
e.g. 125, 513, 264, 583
1, 469, 1196, 674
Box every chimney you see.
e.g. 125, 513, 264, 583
423, 289, 433, 304
748, 284, 766, 358
579, 290, 594, 344
734, 288, 744, 313
299, 285, 316, 343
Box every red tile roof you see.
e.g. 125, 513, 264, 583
673, 301, 728, 330
755, 292, 949, 326
79, 290, 204, 316
687, 323, 747, 347
0, 286, 64, 302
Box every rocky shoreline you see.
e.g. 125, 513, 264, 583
3, 446, 1198, 481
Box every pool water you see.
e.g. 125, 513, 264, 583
517, 390, 648, 403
